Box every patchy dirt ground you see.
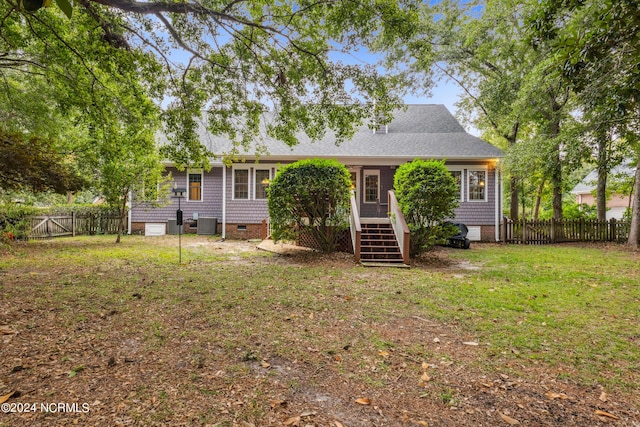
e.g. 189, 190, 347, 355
1, 237, 639, 426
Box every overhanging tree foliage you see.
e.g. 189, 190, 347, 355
0, 129, 85, 194
1, 0, 172, 243
268, 158, 351, 253
393, 159, 459, 254
2, 0, 422, 168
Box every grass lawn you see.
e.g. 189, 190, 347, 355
1, 235, 639, 426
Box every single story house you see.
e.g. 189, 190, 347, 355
130, 104, 504, 244
571, 160, 635, 220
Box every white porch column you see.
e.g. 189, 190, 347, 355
222, 165, 227, 239
494, 163, 501, 242
127, 190, 132, 235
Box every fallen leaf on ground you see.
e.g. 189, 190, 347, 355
463, 341, 479, 346
415, 422, 429, 426
498, 412, 520, 425
270, 399, 286, 409
421, 372, 431, 382
594, 410, 619, 420
0, 325, 17, 335
260, 360, 271, 368
284, 416, 300, 426
545, 391, 569, 400
355, 397, 371, 405
334, 421, 345, 427
0, 391, 16, 404
599, 391, 608, 402
300, 410, 317, 417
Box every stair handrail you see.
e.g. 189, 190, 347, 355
349, 191, 362, 262
388, 190, 410, 264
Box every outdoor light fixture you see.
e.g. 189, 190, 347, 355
171, 187, 186, 264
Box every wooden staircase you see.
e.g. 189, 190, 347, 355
359, 221, 405, 264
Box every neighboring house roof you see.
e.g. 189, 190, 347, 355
161, 104, 503, 163
571, 160, 636, 194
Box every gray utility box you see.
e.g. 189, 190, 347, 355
197, 217, 218, 235
167, 219, 184, 235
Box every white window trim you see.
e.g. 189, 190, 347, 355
187, 168, 204, 202
253, 166, 275, 200
232, 164, 279, 200
467, 168, 488, 202
232, 165, 251, 201
363, 170, 380, 204
447, 167, 465, 202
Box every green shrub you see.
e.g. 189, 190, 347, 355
268, 158, 351, 253
394, 159, 460, 255
0, 203, 121, 242
0, 204, 39, 242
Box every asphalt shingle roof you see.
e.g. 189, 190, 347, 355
176, 104, 503, 161
571, 160, 636, 194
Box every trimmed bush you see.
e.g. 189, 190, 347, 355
394, 159, 460, 254
268, 158, 351, 253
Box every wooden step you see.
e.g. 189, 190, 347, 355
356, 220, 407, 265
360, 251, 403, 258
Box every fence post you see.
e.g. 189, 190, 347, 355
550, 218, 555, 243
522, 216, 527, 244
72, 211, 76, 237
502, 216, 508, 244
609, 218, 616, 241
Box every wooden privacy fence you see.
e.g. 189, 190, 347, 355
503, 217, 630, 244
30, 213, 125, 239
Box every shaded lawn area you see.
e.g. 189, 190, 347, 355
1, 236, 639, 426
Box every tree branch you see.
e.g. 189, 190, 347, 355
434, 62, 500, 131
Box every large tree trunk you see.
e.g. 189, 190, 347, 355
507, 131, 519, 221
533, 179, 546, 221
595, 133, 609, 221
627, 156, 640, 249
510, 176, 519, 221
548, 118, 563, 221
552, 170, 563, 220
115, 194, 128, 244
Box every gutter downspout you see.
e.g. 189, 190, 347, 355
495, 162, 501, 242
222, 165, 227, 239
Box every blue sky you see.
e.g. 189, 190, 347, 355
333, 48, 473, 135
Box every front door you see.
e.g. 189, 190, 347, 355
362, 169, 381, 217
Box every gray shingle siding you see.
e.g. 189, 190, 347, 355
134, 105, 503, 235
132, 164, 500, 227
225, 166, 269, 224
453, 168, 497, 226
131, 167, 223, 223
